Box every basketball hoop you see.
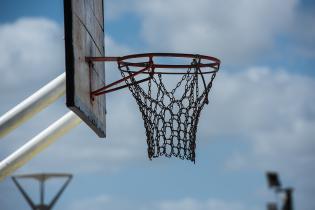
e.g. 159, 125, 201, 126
86, 53, 220, 162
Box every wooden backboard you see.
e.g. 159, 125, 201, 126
64, 0, 106, 137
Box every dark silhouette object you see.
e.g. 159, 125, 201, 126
267, 203, 278, 210
12, 173, 72, 210
282, 188, 293, 210
266, 172, 294, 210
267, 172, 281, 188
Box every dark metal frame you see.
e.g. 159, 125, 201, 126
12, 173, 72, 210
266, 172, 294, 210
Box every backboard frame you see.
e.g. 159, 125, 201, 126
64, 0, 106, 137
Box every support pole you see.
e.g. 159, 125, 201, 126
0, 112, 81, 180
0, 73, 66, 138
40, 180, 44, 206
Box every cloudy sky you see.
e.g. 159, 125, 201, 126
0, 0, 314, 210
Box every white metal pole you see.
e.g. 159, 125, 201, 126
0, 111, 81, 180
0, 73, 66, 138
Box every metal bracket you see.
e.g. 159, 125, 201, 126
86, 57, 154, 99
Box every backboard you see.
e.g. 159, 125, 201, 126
64, 0, 106, 137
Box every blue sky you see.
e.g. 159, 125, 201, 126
0, 0, 314, 210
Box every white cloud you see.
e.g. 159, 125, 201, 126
105, 35, 130, 56
0, 18, 64, 88
198, 67, 315, 210
202, 67, 315, 136
0, 18, 67, 161
154, 198, 256, 210
66, 196, 256, 210
0, 18, 145, 175
106, 0, 137, 21
106, 0, 315, 70
109, 0, 298, 64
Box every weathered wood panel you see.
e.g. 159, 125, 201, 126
64, 0, 106, 137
